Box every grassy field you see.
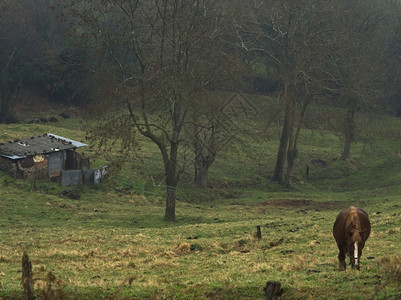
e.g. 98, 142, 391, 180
1, 106, 401, 299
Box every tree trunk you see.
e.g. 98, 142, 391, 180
284, 124, 299, 187
193, 128, 216, 187
284, 145, 295, 187
194, 153, 215, 187
194, 163, 210, 186
284, 97, 309, 187
164, 184, 176, 221
342, 101, 356, 164
164, 141, 178, 221
273, 97, 292, 183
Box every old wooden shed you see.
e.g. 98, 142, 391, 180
0, 133, 88, 179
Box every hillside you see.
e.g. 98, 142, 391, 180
0, 96, 401, 299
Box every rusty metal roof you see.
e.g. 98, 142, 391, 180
0, 133, 86, 159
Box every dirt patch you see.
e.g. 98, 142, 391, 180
264, 199, 343, 210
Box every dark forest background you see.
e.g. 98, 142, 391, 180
1, 0, 400, 122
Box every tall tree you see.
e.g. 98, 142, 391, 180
241, 0, 399, 184
243, 0, 336, 186
327, 0, 399, 163
68, 0, 236, 220
189, 92, 256, 187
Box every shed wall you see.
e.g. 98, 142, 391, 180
60, 170, 94, 186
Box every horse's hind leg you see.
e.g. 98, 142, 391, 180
338, 247, 346, 271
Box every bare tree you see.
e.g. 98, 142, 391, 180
242, 0, 337, 186
328, 0, 400, 163
68, 0, 236, 220
240, 0, 399, 184
189, 92, 256, 187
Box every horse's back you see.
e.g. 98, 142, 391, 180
333, 207, 371, 244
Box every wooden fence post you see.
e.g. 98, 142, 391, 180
264, 280, 283, 300
22, 252, 34, 300
256, 225, 262, 239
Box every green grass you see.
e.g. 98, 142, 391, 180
1, 108, 401, 299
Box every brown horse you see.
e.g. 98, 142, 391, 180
333, 206, 371, 271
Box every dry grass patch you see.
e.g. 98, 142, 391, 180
252, 262, 274, 273
379, 255, 401, 284
176, 242, 191, 254
282, 254, 310, 271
